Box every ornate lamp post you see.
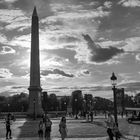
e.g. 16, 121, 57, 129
33, 99, 36, 120
93, 100, 96, 116
64, 102, 67, 114
83, 99, 86, 117
8, 104, 10, 113
89, 100, 92, 111
75, 98, 78, 119
110, 72, 118, 140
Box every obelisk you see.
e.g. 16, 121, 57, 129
28, 7, 43, 116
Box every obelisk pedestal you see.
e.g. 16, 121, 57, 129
28, 7, 43, 117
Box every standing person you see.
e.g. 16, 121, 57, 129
90, 111, 93, 122
59, 117, 67, 140
38, 120, 44, 139
105, 113, 115, 140
5, 113, 12, 139
44, 117, 52, 140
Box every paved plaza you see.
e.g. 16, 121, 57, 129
0, 116, 140, 140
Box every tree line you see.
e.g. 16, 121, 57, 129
0, 90, 139, 113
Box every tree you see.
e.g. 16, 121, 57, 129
0, 96, 7, 112
124, 94, 134, 107
48, 94, 59, 111
7, 92, 28, 112
93, 97, 113, 112
71, 90, 83, 115
84, 94, 93, 112
42, 91, 49, 113
134, 93, 140, 107
60, 96, 70, 111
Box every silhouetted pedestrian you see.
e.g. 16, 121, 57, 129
90, 111, 93, 122
38, 120, 43, 139
59, 117, 67, 140
5, 113, 12, 139
45, 117, 52, 140
105, 113, 115, 140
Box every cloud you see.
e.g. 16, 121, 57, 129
122, 37, 140, 52
46, 48, 77, 64
3, 0, 18, 3
82, 34, 124, 63
104, 1, 112, 9
41, 3, 110, 36
10, 34, 30, 48
76, 69, 90, 77
98, 40, 125, 48
0, 34, 8, 44
57, 35, 81, 43
47, 7, 110, 21
0, 68, 13, 78
136, 54, 140, 61
118, 0, 140, 7
0, 46, 16, 54
41, 68, 74, 78
119, 81, 140, 92
0, 9, 30, 31
50, 3, 83, 13
0, 85, 28, 96
98, 37, 140, 54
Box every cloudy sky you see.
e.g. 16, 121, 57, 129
0, 0, 140, 98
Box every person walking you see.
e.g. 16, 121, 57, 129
105, 113, 115, 140
38, 120, 44, 139
44, 117, 52, 140
59, 117, 67, 140
5, 113, 12, 139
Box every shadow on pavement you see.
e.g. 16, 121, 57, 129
18, 118, 40, 138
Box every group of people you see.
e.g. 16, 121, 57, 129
38, 114, 52, 140
38, 114, 67, 140
4, 112, 125, 140
86, 111, 94, 122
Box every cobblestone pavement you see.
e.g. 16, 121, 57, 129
0, 117, 140, 140
0, 137, 107, 140
1, 136, 140, 140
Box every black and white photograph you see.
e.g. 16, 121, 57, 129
0, 0, 140, 140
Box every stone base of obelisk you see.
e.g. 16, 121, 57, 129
27, 86, 44, 117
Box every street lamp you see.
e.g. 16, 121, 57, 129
93, 100, 97, 116
89, 100, 92, 111
33, 99, 36, 120
75, 98, 78, 119
64, 102, 67, 114
110, 72, 118, 140
83, 99, 86, 117
131, 95, 137, 107
8, 104, 10, 113
22, 105, 24, 112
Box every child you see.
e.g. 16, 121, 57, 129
38, 121, 43, 139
